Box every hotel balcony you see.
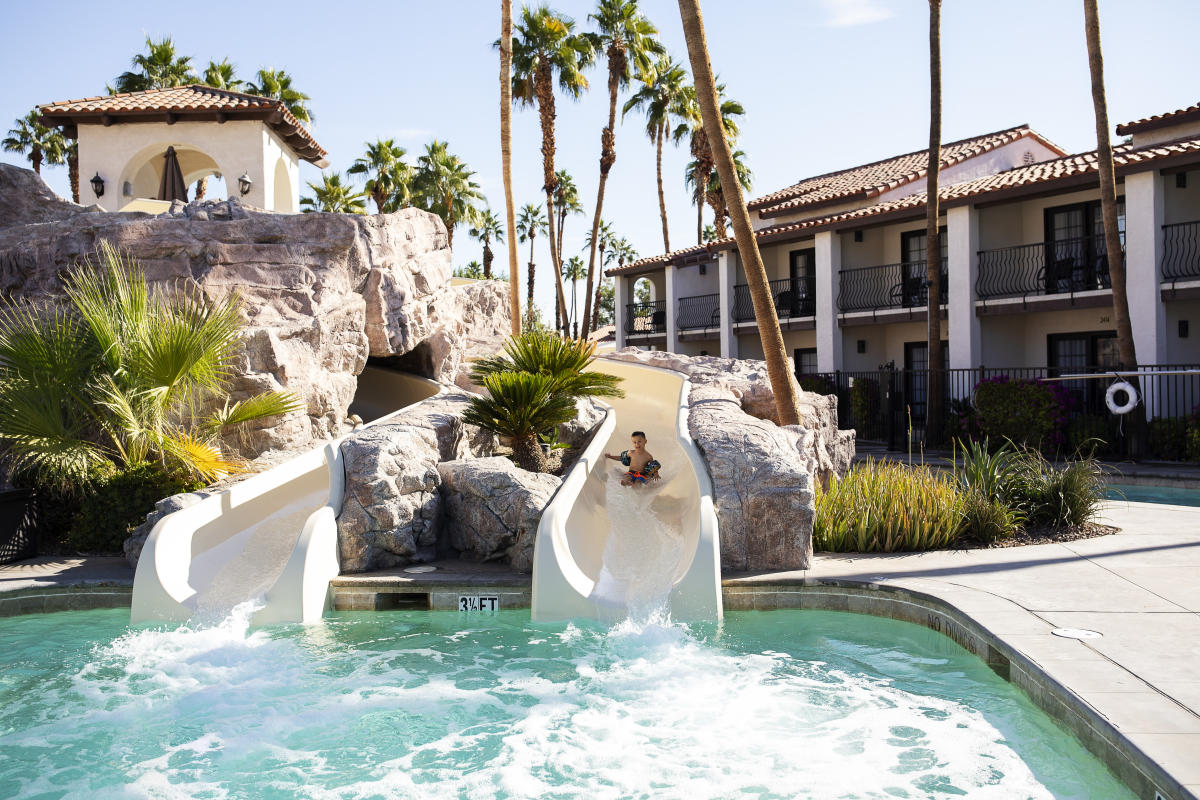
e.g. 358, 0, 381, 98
624, 300, 667, 344
837, 261, 947, 317
676, 292, 721, 339
1162, 220, 1200, 285
976, 233, 1121, 305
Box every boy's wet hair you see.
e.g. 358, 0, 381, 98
631, 431, 646, 439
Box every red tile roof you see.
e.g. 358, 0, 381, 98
609, 136, 1200, 276
1116, 102, 1200, 136
40, 85, 327, 164
747, 125, 1065, 218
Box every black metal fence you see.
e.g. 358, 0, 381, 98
732, 276, 816, 321
624, 301, 666, 335
1162, 220, 1200, 282
677, 293, 721, 331
799, 363, 1200, 460
977, 234, 1121, 300
837, 261, 947, 313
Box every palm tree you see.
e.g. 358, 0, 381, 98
581, 0, 664, 337
516, 203, 548, 328
925, 0, 945, 446
300, 173, 367, 214
456, 261, 486, 279
348, 139, 412, 213
581, 220, 614, 334
246, 69, 313, 125
701, 223, 718, 243
510, 5, 597, 334
1084, 0, 1138, 421
63, 140, 79, 203
561, 255, 587, 337
700, 147, 752, 239
674, 82, 743, 244
3, 110, 65, 176
623, 54, 689, 253
676, 0, 801, 426
202, 59, 244, 91
469, 209, 505, 279
471, 330, 625, 399
110, 37, 197, 94
594, 235, 633, 331
553, 169, 584, 269
411, 140, 486, 251
501, 0, 523, 337
464, 371, 578, 472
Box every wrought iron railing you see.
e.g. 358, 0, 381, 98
624, 300, 666, 335
1162, 220, 1200, 281
677, 293, 721, 330
977, 233, 1122, 300
837, 261, 947, 313
731, 276, 816, 322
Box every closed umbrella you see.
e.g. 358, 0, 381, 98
157, 146, 188, 202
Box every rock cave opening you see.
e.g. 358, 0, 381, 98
348, 344, 440, 424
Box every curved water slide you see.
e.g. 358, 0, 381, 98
532, 359, 723, 622
131, 368, 441, 625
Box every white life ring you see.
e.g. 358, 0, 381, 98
1105, 381, 1138, 415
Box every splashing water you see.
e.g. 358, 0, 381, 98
589, 468, 686, 622
0, 607, 1132, 799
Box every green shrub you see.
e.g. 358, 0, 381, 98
951, 438, 1023, 505
66, 465, 199, 553
847, 378, 881, 430
1011, 447, 1105, 528
1148, 417, 1188, 461
798, 374, 836, 396
960, 490, 1022, 544
815, 460, 963, 552
972, 376, 1072, 451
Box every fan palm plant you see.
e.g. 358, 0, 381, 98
581, 220, 614, 334
623, 54, 689, 253
109, 37, 197, 94
463, 371, 578, 472
516, 203, 548, 329
674, 82, 743, 244
561, 255, 587, 337
348, 139, 412, 213
300, 173, 368, 214
202, 59, 244, 91
694, 147, 751, 239
470, 330, 624, 402
553, 169, 585, 274
581, 0, 664, 337
247, 68, 313, 124
456, 261, 485, 279
0, 243, 301, 488
3, 110, 66, 176
469, 209, 505, 279
412, 140, 485, 251
509, 5, 597, 336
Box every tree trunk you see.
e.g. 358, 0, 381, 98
656, 123, 671, 252
527, 233, 537, 330
373, 186, 387, 214
677, 0, 801, 426
32, 148, 41, 176
483, 241, 494, 279
500, 0, 521, 336
535, 61, 571, 335
582, 44, 624, 338
925, 0, 944, 447
591, 277, 604, 333
1084, 0, 1141, 455
68, 149, 79, 204
511, 433, 546, 473
195, 175, 209, 201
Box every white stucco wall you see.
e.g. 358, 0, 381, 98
1130, 119, 1200, 148
76, 119, 301, 213
840, 321, 945, 373
1164, 168, 1200, 225
1164, 300, 1200, 364
979, 307, 1115, 368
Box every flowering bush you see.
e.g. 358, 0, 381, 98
971, 375, 1075, 451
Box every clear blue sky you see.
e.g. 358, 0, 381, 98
3, 0, 1198, 323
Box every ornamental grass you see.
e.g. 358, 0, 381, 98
814, 459, 964, 553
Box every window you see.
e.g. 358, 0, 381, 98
786, 248, 816, 317
1043, 199, 1125, 293
1048, 330, 1119, 412
898, 227, 948, 308
794, 347, 818, 376
903, 341, 929, 423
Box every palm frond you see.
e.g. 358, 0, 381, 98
159, 430, 243, 482
203, 391, 305, 435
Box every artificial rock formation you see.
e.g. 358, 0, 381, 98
0, 164, 511, 457
603, 349, 856, 571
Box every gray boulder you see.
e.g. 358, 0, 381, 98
437, 456, 561, 572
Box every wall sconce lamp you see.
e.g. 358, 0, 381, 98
237, 173, 253, 196
90, 172, 105, 198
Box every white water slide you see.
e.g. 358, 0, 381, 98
130, 368, 441, 626
532, 359, 723, 622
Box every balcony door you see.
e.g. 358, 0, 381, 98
899, 227, 947, 308
786, 247, 816, 318
1048, 330, 1119, 413
904, 341, 928, 423
1043, 199, 1124, 293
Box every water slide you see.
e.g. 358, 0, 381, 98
130, 368, 441, 626
532, 359, 723, 622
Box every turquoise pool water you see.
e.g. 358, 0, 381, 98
0, 606, 1132, 799
1107, 483, 1200, 506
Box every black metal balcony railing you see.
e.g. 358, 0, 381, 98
624, 300, 666, 335
837, 261, 947, 313
976, 233, 1122, 300
732, 276, 816, 322
1162, 220, 1200, 281
676, 293, 721, 330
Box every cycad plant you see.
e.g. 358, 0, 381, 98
463, 371, 579, 472
0, 243, 302, 489
470, 331, 624, 401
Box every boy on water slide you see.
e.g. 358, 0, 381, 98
605, 431, 661, 487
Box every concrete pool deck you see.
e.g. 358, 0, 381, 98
2, 501, 1198, 797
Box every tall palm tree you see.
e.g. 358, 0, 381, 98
699, 147, 752, 239
457, 260, 485, 279
411, 140, 486, 251
553, 169, 585, 268
517, 203, 548, 328
109, 37, 197, 94
581, 219, 614, 334
510, 5, 597, 334
1084, 0, 1138, 408
348, 139, 412, 213
581, 0, 664, 337
3, 110, 65, 176
299, 173, 367, 214
674, 82, 743, 244
594, 235, 634, 331
623, 54, 689, 253
924, 0, 945, 445
501, 0, 523, 336
470, 209, 505, 279
202, 59, 244, 91
247, 69, 313, 125
63, 140, 79, 203
562, 255, 587, 337
676, 0, 801, 426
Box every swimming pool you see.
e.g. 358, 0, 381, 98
1106, 483, 1200, 507
0, 606, 1132, 799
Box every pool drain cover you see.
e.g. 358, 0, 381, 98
404, 565, 437, 574
1051, 628, 1102, 640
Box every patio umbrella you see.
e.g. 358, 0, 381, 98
157, 146, 188, 202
